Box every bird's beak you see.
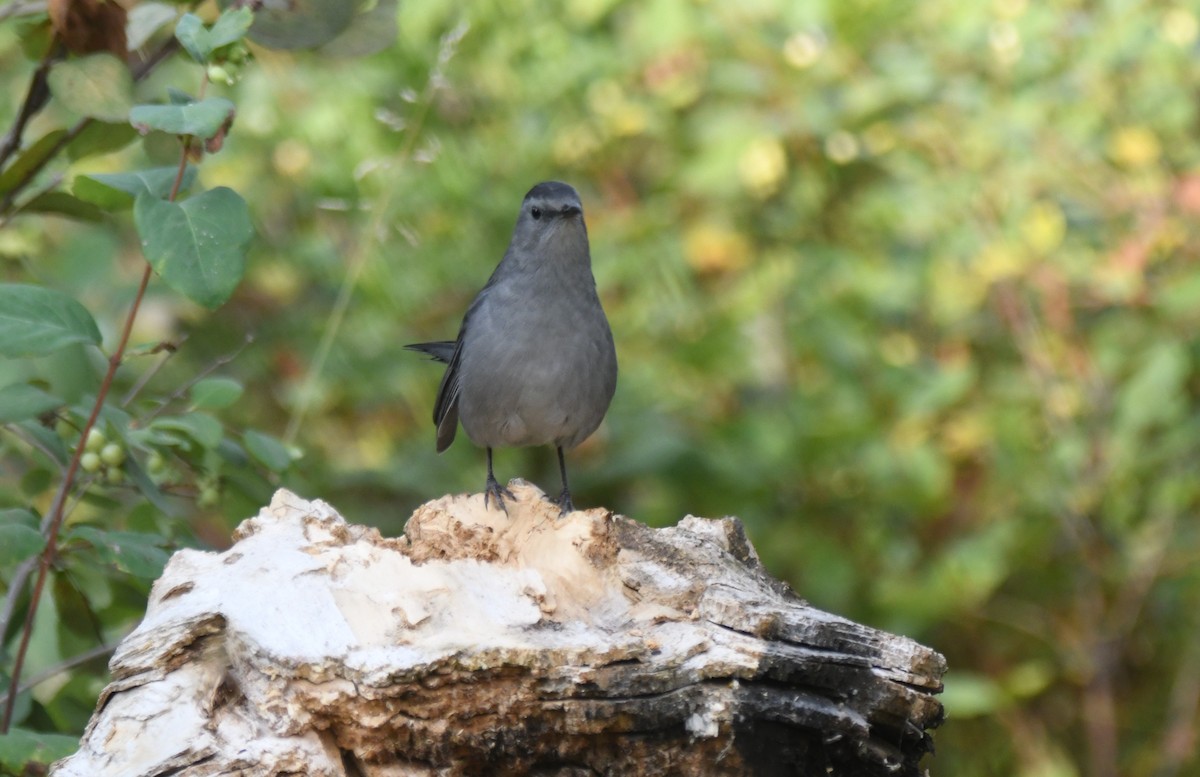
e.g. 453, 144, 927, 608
561, 204, 582, 218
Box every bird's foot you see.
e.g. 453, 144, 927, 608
555, 488, 575, 516
484, 477, 516, 514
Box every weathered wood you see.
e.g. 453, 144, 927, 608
54, 484, 945, 776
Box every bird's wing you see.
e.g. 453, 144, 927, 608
431, 336, 463, 452
405, 339, 461, 449
408, 273, 506, 452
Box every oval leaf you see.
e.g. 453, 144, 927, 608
134, 187, 253, 309
0, 383, 62, 423
174, 14, 208, 61
74, 166, 197, 210
127, 2, 180, 51
0, 284, 102, 357
130, 97, 235, 140
243, 429, 292, 471
65, 526, 170, 580
209, 7, 255, 48
47, 53, 134, 123
175, 9, 253, 62
0, 727, 80, 771
189, 377, 244, 409
0, 511, 45, 566
19, 191, 104, 222
239, 0, 356, 50
14, 420, 68, 466
0, 130, 67, 196
67, 121, 139, 161
319, 0, 398, 58
151, 413, 224, 449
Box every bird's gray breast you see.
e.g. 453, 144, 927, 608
457, 273, 617, 450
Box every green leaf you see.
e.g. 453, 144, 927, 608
127, 2, 180, 51
167, 87, 195, 105
151, 413, 224, 449
209, 8, 255, 48
14, 420, 68, 466
64, 526, 170, 580
130, 97, 236, 140
174, 14, 207, 61
0, 130, 67, 196
1116, 342, 1189, 433
66, 121, 139, 162
18, 191, 104, 222
124, 450, 179, 516
0, 728, 79, 772
0, 382, 62, 423
940, 672, 1008, 718
53, 573, 98, 639
134, 187, 253, 309
190, 377, 244, 409
319, 0, 398, 58
74, 166, 198, 210
244, 429, 292, 471
0, 284, 102, 357
0, 507, 38, 529
47, 53, 135, 122
176, 9, 253, 62
0, 511, 45, 566
20, 467, 54, 497
239, 0, 357, 50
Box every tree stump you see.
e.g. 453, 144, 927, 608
53, 484, 945, 776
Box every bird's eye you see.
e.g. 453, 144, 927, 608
531, 207, 542, 220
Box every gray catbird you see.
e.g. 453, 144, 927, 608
407, 182, 617, 514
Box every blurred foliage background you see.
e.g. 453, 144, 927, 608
3, 0, 1200, 775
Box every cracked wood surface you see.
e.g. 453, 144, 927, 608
52, 484, 945, 776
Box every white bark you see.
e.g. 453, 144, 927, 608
54, 484, 944, 776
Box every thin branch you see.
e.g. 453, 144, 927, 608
140, 333, 254, 421
0, 34, 181, 220
4, 171, 65, 218
121, 335, 189, 408
0, 557, 38, 647
0, 261, 154, 733
1, 424, 67, 474
1156, 638, 1200, 777
0, 147, 191, 732
0, 34, 61, 170
0, 117, 90, 219
282, 22, 469, 445
16, 642, 117, 697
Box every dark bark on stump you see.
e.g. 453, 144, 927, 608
54, 485, 945, 777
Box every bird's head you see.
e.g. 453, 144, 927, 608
510, 181, 589, 262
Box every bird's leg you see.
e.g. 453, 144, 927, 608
555, 446, 574, 515
484, 447, 515, 514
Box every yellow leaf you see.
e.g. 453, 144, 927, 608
738, 137, 787, 199
1108, 126, 1161, 169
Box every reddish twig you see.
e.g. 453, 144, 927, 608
0, 147, 190, 734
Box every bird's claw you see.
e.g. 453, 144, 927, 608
555, 488, 574, 516
484, 477, 516, 514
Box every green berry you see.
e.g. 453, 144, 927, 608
147, 451, 166, 474
197, 487, 219, 508
55, 419, 75, 440
84, 428, 106, 452
100, 442, 126, 466
105, 468, 125, 485
80, 452, 102, 473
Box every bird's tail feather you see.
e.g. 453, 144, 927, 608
405, 341, 456, 364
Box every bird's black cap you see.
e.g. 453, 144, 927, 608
524, 181, 580, 203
